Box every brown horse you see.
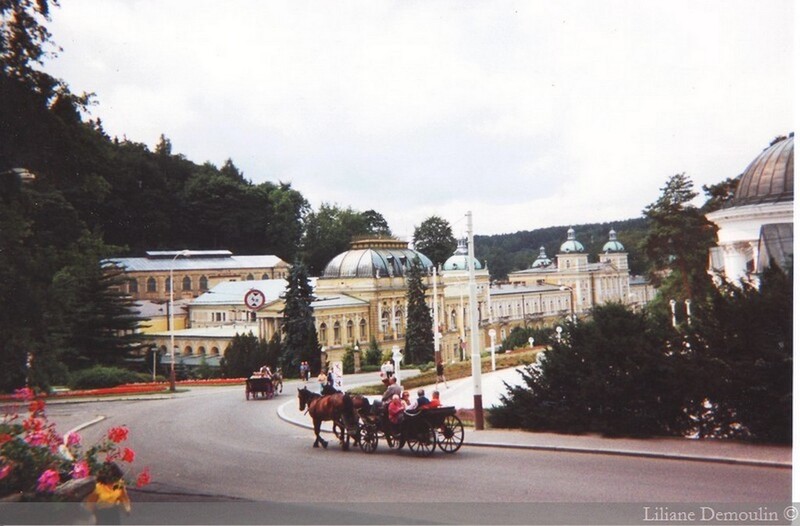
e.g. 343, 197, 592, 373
297, 387, 356, 449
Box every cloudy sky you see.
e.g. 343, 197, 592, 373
45, 1, 794, 238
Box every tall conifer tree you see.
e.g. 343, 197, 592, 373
280, 263, 320, 376
404, 258, 434, 364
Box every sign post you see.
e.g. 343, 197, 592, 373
331, 361, 344, 391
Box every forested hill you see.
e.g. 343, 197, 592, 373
475, 217, 649, 280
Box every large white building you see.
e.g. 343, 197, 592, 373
706, 133, 794, 284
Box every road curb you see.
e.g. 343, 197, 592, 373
278, 399, 790, 468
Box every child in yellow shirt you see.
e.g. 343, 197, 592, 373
84, 462, 131, 525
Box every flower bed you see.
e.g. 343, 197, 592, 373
1, 388, 150, 502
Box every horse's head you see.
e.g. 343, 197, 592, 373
298, 387, 309, 411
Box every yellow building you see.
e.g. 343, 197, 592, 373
508, 228, 654, 314
140, 234, 652, 369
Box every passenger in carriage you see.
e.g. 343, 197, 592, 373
411, 389, 430, 412
381, 376, 402, 404
387, 394, 405, 427
423, 390, 441, 409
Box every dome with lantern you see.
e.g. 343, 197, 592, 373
442, 238, 483, 271
559, 227, 585, 253
602, 229, 625, 253
530, 246, 553, 268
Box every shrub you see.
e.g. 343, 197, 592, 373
68, 366, 143, 390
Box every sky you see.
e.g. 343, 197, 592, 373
44, 1, 794, 239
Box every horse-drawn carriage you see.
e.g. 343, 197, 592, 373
245, 369, 283, 400
354, 404, 464, 457
246, 376, 274, 399
297, 387, 464, 456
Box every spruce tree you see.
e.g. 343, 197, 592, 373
403, 258, 434, 364
280, 263, 321, 376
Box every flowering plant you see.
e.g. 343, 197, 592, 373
0, 388, 150, 501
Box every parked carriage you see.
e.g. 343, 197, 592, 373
354, 404, 465, 457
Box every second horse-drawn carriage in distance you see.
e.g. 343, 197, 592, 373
245, 368, 283, 400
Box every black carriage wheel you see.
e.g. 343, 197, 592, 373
406, 421, 436, 457
436, 415, 465, 453
359, 425, 378, 453
385, 428, 405, 450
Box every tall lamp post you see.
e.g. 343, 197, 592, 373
169, 250, 191, 392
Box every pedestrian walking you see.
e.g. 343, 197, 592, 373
436, 360, 448, 389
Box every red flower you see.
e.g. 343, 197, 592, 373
107, 426, 129, 443
36, 469, 60, 493
121, 447, 136, 463
135, 467, 151, 488
0, 433, 12, 446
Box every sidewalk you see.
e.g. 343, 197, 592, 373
280, 368, 791, 469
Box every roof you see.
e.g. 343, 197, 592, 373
106, 252, 287, 272
312, 294, 369, 309
490, 283, 565, 296
731, 134, 794, 207
192, 279, 294, 306
322, 238, 433, 278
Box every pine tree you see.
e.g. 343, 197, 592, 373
280, 263, 321, 376
403, 258, 434, 364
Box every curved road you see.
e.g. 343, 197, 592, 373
41, 379, 791, 523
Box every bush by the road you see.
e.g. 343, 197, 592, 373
68, 366, 149, 390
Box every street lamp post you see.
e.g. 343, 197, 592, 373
169, 250, 191, 392
488, 329, 497, 371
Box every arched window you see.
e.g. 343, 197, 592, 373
346, 320, 354, 341
333, 321, 341, 345
147, 277, 157, 292
262, 273, 269, 280
198, 346, 206, 355
129, 279, 138, 294
246, 273, 255, 280
211, 347, 220, 356
359, 318, 367, 340
381, 312, 390, 339
182, 276, 192, 291
319, 323, 328, 345
165, 277, 172, 292
199, 276, 208, 290
183, 346, 192, 356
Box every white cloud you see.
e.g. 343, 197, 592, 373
45, 0, 794, 236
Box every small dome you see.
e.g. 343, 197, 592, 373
732, 134, 794, 207
531, 246, 553, 268
602, 229, 625, 253
322, 238, 433, 278
559, 228, 585, 253
443, 238, 483, 271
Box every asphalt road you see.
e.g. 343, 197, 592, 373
34, 379, 791, 524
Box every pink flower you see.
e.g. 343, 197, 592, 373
135, 467, 151, 487
71, 460, 90, 479
65, 432, 81, 447
25, 431, 48, 447
0, 463, 12, 480
107, 426, 129, 443
121, 447, 135, 463
36, 469, 60, 493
